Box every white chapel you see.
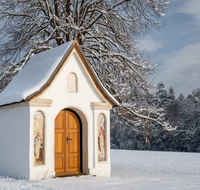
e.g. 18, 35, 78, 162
0, 40, 118, 180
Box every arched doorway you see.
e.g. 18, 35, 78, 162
54, 109, 81, 176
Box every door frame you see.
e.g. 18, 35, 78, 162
54, 108, 83, 176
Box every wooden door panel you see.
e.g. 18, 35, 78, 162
55, 110, 81, 175
68, 114, 76, 129
55, 113, 64, 129
69, 132, 79, 153
55, 132, 64, 153
66, 111, 80, 173
68, 157, 79, 171
55, 156, 64, 172
55, 111, 65, 174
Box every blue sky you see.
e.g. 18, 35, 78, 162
139, 0, 200, 97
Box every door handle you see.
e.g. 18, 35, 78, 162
66, 136, 72, 144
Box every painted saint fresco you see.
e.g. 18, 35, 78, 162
34, 111, 44, 165
98, 114, 106, 161
68, 73, 77, 92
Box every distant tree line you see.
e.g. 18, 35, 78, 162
111, 82, 200, 152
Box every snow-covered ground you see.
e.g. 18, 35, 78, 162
1, 150, 200, 190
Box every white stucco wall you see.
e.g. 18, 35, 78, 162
0, 105, 30, 178
29, 49, 112, 179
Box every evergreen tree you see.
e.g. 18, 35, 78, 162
168, 87, 176, 101
154, 82, 169, 107
187, 94, 192, 100
187, 88, 200, 104
178, 93, 185, 101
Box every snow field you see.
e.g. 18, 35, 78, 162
0, 150, 200, 190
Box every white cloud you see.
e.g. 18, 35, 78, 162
138, 38, 163, 52
178, 0, 200, 25
154, 40, 200, 96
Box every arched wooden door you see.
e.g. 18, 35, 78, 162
55, 110, 81, 176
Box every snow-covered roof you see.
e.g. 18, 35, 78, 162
0, 40, 119, 107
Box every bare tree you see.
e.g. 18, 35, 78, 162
0, 0, 174, 132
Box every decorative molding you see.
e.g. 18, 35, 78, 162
67, 72, 78, 93
91, 102, 112, 110
0, 102, 29, 111
0, 98, 53, 111
29, 98, 53, 107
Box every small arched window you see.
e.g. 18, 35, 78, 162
97, 114, 106, 162
68, 72, 77, 92
34, 111, 45, 165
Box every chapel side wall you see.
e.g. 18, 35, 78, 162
0, 106, 30, 178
